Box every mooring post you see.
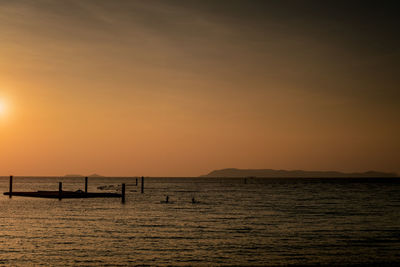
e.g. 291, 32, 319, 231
85, 177, 88, 194
58, 182, 62, 201
9, 175, 13, 198
135, 178, 138, 186
121, 183, 126, 204
141, 176, 144, 193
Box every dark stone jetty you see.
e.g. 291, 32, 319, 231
4, 176, 125, 202
3, 191, 122, 199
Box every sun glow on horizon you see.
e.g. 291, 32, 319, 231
0, 100, 5, 115
0, 98, 9, 118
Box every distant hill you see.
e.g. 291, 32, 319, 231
64, 174, 104, 178
89, 174, 104, 178
201, 168, 398, 178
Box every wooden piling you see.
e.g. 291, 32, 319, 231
121, 183, 125, 204
58, 182, 62, 200
85, 177, 88, 194
141, 176, 144, 193
9, 175, 13, 198
135, 178, 138, 186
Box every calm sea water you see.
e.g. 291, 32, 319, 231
0, 177, 399, 266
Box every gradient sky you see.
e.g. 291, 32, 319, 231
1, 0, 399, 176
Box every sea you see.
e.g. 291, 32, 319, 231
0, 177, 399, 266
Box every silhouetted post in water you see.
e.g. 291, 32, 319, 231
85, 177, 88, 194
192, 197, 195, 204
9, 175, 13, 198
135, 178, 138, 186
244, 178, 247, 184
121, 183, 125, 204
58, 182, 62, 201
141, 176, 144, 193
166, 196, 169, 203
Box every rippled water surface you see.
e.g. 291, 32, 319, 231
0, 177, 399, 266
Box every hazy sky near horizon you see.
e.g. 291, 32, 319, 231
1, 0, 399, 176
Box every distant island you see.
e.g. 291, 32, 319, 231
88, 174, 104, 177
201, 168, 398, 178
64, 174, 104, 178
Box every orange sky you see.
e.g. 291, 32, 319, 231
1, 1, 399, 176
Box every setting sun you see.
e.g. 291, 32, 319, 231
0, 99, 5, 116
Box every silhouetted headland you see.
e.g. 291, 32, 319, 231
64, 174, 104, 178
64, 174, 84, 178
88, 173, 104, 178
202, 168, 398, 178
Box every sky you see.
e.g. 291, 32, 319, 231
0, 0, 399, 177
